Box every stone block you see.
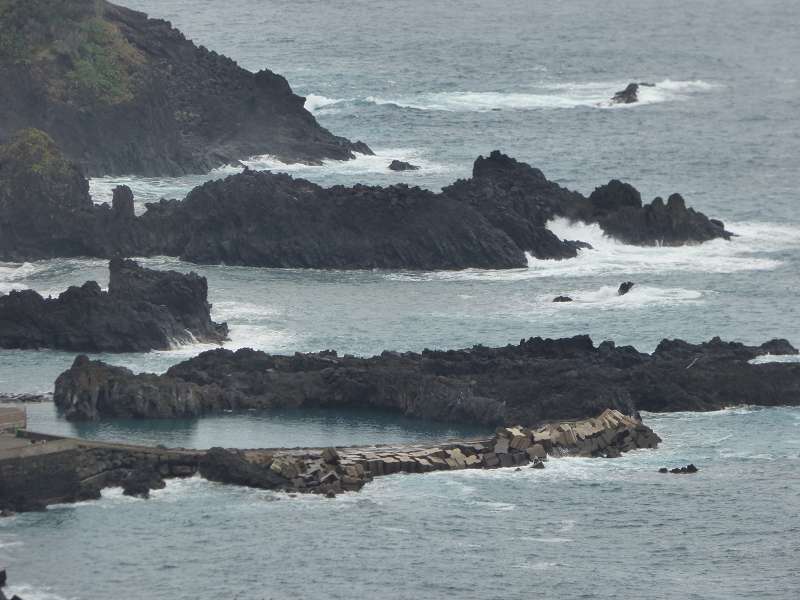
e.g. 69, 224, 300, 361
494, 437, 510, 455
526, 444, 546, 459
321, 447, 340, 464
482, 453, 500, 468
499, 453, 514, 468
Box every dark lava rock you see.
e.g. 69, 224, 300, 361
658, 467, 669, 473
388, 160, 420, 171
0, 0, 369, 176
0, 137, 733, 269
53, 335, 800, 424
0, 258, 227, 352
611, 83, 641, 104
668, 465, 698, 474
553, 296, 574, 302
618, 281, 635, 296
120, 469, 166, 498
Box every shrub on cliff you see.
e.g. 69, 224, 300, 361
0, 0, 142, 105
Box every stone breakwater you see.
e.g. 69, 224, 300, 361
0, 410, 657, 511
202, 410, 660, 496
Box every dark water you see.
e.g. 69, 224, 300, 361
1, 0, 799, 598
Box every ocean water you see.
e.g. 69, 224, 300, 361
1, 0, 800, 598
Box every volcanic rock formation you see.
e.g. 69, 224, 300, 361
53, 336, 799, 422
0, 258, 227, 352
0, 0, 369, 176
0, 134, 733, 270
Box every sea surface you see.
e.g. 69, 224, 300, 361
1, 0, 799, 598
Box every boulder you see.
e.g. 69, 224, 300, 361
388, 160, 420, 171
618, 282, 635, 296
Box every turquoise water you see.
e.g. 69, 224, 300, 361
1, 0, 800, 597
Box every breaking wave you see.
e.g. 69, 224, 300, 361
305, 79, 719, 113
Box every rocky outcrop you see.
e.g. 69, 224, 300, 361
0, 134, 733, 269
53, 335, 799, 422
0, 0, 369, 176
553, 296, 573, 302
0, 259, 227, 352
611, 83, 640, 104
609, 82, 655, 105
388, 160, 420, 171
618, 281, 635, 296
446, 151, 732, 249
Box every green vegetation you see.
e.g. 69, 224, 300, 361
0, 0, 143, 105
0, 128, 75, 179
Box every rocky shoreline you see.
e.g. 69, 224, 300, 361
0, 0, 369, 176
1, 131, 731, 269
53, 335, 799, 423
0, 259, 227, 352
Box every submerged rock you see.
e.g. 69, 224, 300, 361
53, 335, 800, 423
388, 160, 420, 171
609, 82, 655, 105
611, 83, 641, 104
618, 281, 635, 296
0, 258, 227, 352
553, 296, 574, 302
0, 0, 369, 176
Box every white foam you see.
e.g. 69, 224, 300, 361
243, 147, 449, 177
360, 79, 719, 112
537, 284, 703, 310
386, 218, 797, 282
5, 585, 73, 600
304, 93, 348, 113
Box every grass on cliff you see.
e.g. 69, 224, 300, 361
0, 129, 76, 180
0, 0, 143, 105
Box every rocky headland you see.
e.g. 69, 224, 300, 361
0, 258, 227, 352
0, 0, 369, 176
0, 132, 732, 269
53, 335, 798, 423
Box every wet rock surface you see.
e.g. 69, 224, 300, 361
54, 335, 799, 422
0, 1, 369, 176
0, 258, 227, 352
388, 160, 420, 171
0, 138, 732, 269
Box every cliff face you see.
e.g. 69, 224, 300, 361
0, 258, 228, 352
53, 336, 800, 423
0, 0, 369, 176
